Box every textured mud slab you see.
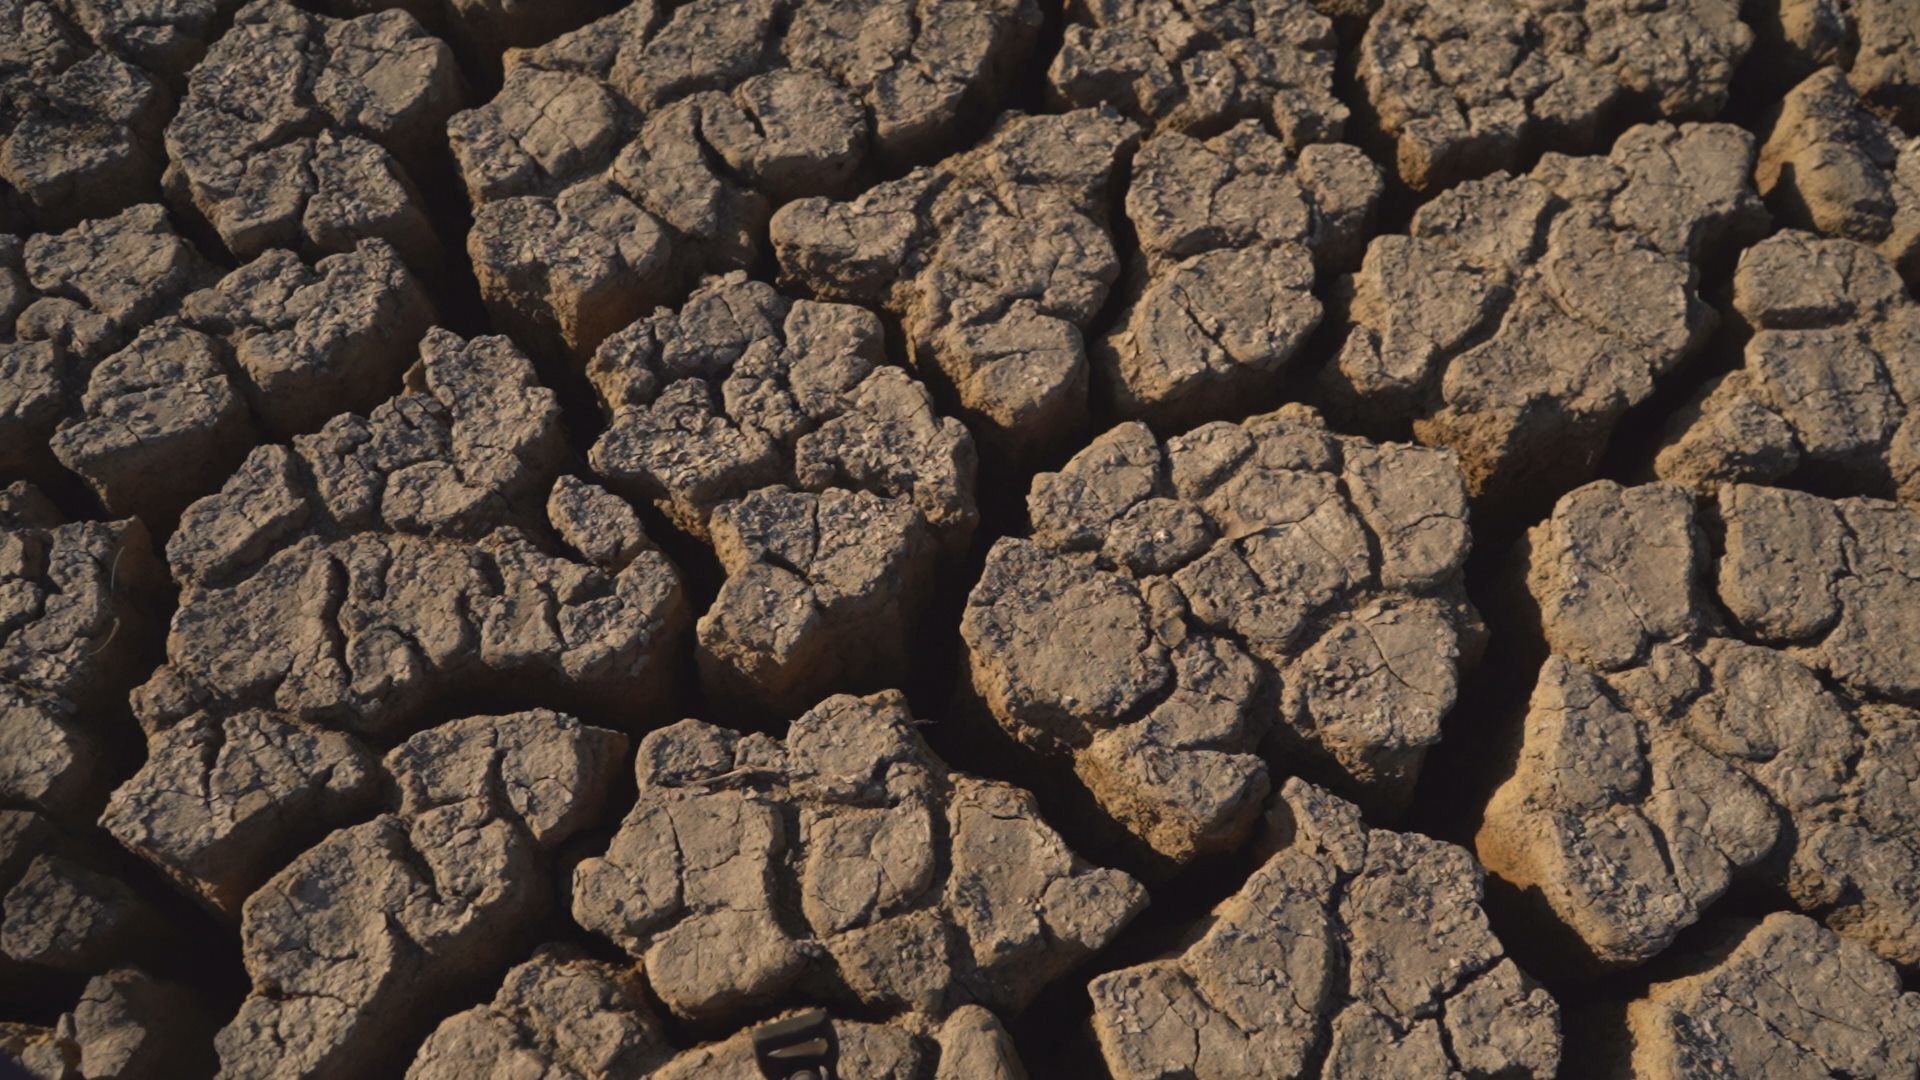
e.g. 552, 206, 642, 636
453, 0, 1042, 360
137, 328, 687, 734
1091, 781, 1561, 1078
1356, 0, 1752, 192
1323, 121, 1769, 507
0, 0, 231, 232
1481, 480, 1920, 973
1623, 913, 1920, 1077
10, 1, 1920, 1077
584, 273, 976, 714
1658, 230, 1920, 499
1756, 68, 1920, 283
963, 405, 1479, 867
1, 205, 435, 527
573, 691, 1144, 1023
412, 947, 1026, 1080
162, 0, 461, 273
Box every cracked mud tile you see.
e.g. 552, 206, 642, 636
774, 107, 1137, 458
0, 967, 215, 1079
1747, 0, 1920, 130
1356, 0, 1752, 192
962, 405, 1481, 868
162, 0, 461, 274
1626, 913, 1920, 1077
584, 273, 975, 714
212, 709, 626, 1079
451, 0, 1042, 360
407, 946, 1026, 1079
1657, 231, 1920, 499
2, 204, 435, 527
570, 690, 1144, 1026
1089, 780, 1560, 1080
136, 328, 687, 735
1047, 0, 1347, 145
0, 0, 240, 230
1097, 119, 1380, 430
1321, 122, 1768, 509
1755, 68, 1919, 285
0, 481, 164, 823
1480, 479, 1920, 973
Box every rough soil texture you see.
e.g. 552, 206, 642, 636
452, 0, 1042, 360
1756, 68, 1919, 283
0, 0, 231, 232
3, 204, 435, 527
1624, 913, 1920, 1077
585, 272, 976, 714
1091, 780, 1561, 1079
1323, 121, 1769, 508
1047, 0, 1347, 143
1658, 230, 1920, 498
963, 405, 1479, 867
1356, 0, 1752, 192
409, 945, 1028, 1078
1749, 0, 1920, 129
163, 0, 461, 273
135, 327, 687, 736
1481, 480, 1920, 972
8, 2, 1920, 1077
572, 691, 1144, 1024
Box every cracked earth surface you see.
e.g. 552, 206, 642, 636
3, 0, 1920, 1076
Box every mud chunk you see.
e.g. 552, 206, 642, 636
0, 0, 230, 229
698, 488, 932, 716
213, 710, 625, 1079
324, 0, 615, 60
385, 710, 626, 847
1048, 0, 1346, 143
1627, 914, 1920, 1077
546, 473, 652, 571
163, 0, 460, 270
1357, 0, 1752, 191
451, 0, 1041, 359
1658, 232, 1920, 499
22, 968, 217, 1080
1098, 122, 1379, 428
0, 1022, 75, 1079
1325, 122, 1767, 507
588, 273, 975, 543
0, 811, 165, 995
962, 407, 1479, 866
586, 274, 973, 712
775, 108, 1136, 454
0, 489, 163, 820
653, 1005, 1024, 1079
1752, 0, 1920, 129
1758, 70, 1920, 283
46, 321, 255, 528
170, 240, 436, 435
0, 204, 214, 478
4, 203, 433, 524
1481, 480, 1920, 971
140, 329, 686, 735
0, 856, 160, 973
1090, 780, 1560, 1080
572, 690, 1144, 1024
410, 946, 1027, 1078
100, 710, 382, 916
406, 947, 670, 1079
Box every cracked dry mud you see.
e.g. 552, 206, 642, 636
5, 2, 1920, 1078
